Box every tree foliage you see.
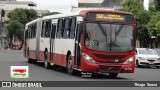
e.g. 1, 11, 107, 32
122, 0, 150, 47
7, 8, 38, 41
122, 0, 144, 13
7, 8, 37, 25
147, 12, 160, 37
7, 20, 24, 41
154, 0, 160, 11
155, 21, 160, 37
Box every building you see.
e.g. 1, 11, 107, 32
72, 0, 154, 12
0, 0, 48, 49
0, 0, 37, 49
72, 0, 125, 12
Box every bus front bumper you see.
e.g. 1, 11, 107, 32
81, 59, 135, 73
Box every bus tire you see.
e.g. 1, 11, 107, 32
109, 73, 118, 78
28, 58, 33, 63
67, 54, 74, 75
156, 66, 160, 69
44, 51, 51, 69
27, 49, 33, 63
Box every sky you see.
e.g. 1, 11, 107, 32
18, 0, 78, 13
143, 0, 149, 10
17, 0, 150, 12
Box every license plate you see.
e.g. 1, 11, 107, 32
149, 62, 154, 64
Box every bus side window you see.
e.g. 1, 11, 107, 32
31, 25, 34, 38
63, 18, 70, 39
56, 19, 63, 38
51, 24, 56, 39
25, 30, 28, 39
27, 27, 29, 39
28, 26, 31, 39
41, 21, 46, 38
45, 20, 52, 38
33, 23, 37, 38
69, 17, 76, 39
32, 25, 34, 38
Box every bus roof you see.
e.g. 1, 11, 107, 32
26, 10, 134, 25
42, 10, 133, 20
42, 11, 81, 20
79, 10, 133, 17
25, 18, 41, 26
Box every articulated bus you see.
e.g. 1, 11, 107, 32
24, 10, 136, 78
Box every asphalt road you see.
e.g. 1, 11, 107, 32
0, 50, 160, 90
0, 50, 160, 81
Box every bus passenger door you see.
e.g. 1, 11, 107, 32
74, 22, 83, 68
50, 24, 56, 64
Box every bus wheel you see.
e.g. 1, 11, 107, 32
67, 54, 74, 75
28, 58, 33, 63
109, 73, 118, 78
44, 51, 51, 69
156, 66, 160, 69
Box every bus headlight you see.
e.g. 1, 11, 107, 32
82, 53, 96, 63
124, 56, 134, 64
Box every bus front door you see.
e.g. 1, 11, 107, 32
50, 24, 56, 64
74, 22, 83, 68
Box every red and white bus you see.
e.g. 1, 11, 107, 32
24, 10, 136, 78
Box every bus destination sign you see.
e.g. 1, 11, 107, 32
86, 12, 134, 23
96, 14, 125, 21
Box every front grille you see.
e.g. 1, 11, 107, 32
99, 65, 121, 72
140, 62, 160, 65
148, 60, 155, 62
94, 54, 126, 60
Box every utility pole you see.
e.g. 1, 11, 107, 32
0, 9, 5, 49
0, 9, 2, 33
0, 9, 5, 32
0, 9, 2, 49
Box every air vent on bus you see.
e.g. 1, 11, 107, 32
94, 54, 126, 60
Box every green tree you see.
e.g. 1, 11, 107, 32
7, 8, 37, 25
122, 0, 150, 47
122, 0, 144, 13
154, 0, 160, 11
42, 11, 60, 16
156, 21, 160, 37
7, 8, 37, 42
147, 12, 160, 37
155, 21, 160, 45
7, 20, 24, 41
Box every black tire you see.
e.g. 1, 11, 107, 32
67, 54, 74, 75
27, 49, 33, 63
136, 60, 141, 68
44, 51, 51, 69
147, 66, 150, 68
109, 73, 118, 78
28, 58, 33, 63
156, 66, 160, 69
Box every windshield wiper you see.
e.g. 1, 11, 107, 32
115, 25, 124, 36
97, 22, 107, 36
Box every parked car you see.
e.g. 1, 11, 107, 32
136, 48, 160, 68
153, 48, 160, 56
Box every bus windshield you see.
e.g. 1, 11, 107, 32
85, 23, 134, 52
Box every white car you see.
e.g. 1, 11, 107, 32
136, 48, 160, 69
